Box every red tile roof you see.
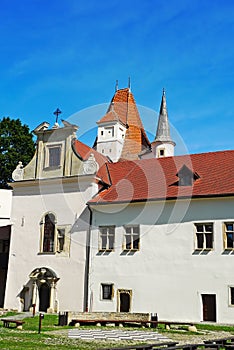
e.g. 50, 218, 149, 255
97, 88, 151, 160
72, 139, 111, 185
90, 150, 234, 204
72, 139, 108, 167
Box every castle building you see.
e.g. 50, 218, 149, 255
3, 86, 234, 324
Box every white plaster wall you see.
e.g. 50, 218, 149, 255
97, 122, 126, 162
4, 178, 95, 312
152, 142, 175, 158
0, 189, 12, 225
89, 197, 234, 323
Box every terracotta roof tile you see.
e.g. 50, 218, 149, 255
89, 150, 234, 204
97, 88, 150, 160
72, 139, 109, 168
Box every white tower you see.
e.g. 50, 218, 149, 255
96, 102, 127, 162
151, 89, 175, 158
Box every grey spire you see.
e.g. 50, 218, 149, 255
154, 89, 174, 143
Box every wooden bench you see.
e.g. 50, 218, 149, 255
1, 318, 25, 329
71, 319, 159, 327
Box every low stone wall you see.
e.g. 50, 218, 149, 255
66, 312, 151, 325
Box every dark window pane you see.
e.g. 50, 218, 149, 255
133, 235, 139, 249
226, 224, 234, 231
43, 214, 55, 252
197, 232, 203, 249
101, 233, 107, 250
231, 288, 234, 305
196, 225, 203, 232
102, 285, 112, 299
205, 224, 213, 232
125, 234, 131, 249
109, 234, 114, 250
227, 233, 234, 248
133, 226, 139, 234
205, 233, 213, 249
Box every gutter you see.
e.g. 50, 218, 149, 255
83, 204, 92, 312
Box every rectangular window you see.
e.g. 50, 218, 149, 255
99, 226, 115, 251
224, 223, 234, 249
195, 223, 213, 250
124, 225, 140, 250
101, 284, 113, 300
230, 287, 234, 306
49, 146, 61, 167
105, 127, 114, 137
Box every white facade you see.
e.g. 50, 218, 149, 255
4, 123, 100, 313
0, 189, 12, 227
96, 122, 126, 162
88, 197, 234, 323
151, 141, 175, 158
4, 176, 97, 313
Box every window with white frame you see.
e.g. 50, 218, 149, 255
99, 226, 115, 251
40, 213, 71, 255
123, 225, 140, 250
101, 283, 113, 300
195, 223, 213, 250
224, 223, 234, 249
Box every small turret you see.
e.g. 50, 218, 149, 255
151, 89, 175, 158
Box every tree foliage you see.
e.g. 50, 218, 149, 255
0, 117, 35, 187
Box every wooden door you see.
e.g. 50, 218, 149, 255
39, 283, 50, 312
120, 292, 130, 312
202, 294, 216, 322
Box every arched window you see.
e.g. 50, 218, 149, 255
43, 213, 56, 253
39, 213, 71, 256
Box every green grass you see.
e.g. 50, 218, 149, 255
0, 314, 143, 349
1, 314, 234, 349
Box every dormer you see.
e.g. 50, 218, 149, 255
177, 165, 200, 186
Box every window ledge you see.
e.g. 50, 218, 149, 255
98, 249, 114, 253
38, 252, 55, 255
123, 248, 139, 252
43, 165, 62, 171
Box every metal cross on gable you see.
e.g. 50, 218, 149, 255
53, 108, 62, 123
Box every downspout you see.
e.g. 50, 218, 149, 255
83, 204, 92, 312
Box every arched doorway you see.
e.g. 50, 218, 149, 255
29, 267, 59, 313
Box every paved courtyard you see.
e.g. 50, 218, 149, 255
68, 328, 170, 342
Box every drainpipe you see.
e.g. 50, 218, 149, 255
83, 204, 92, 312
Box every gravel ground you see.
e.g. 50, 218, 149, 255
47, 328, 234, 345
163, 330, 234, 345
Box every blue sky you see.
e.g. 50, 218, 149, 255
1, 0, 234, 154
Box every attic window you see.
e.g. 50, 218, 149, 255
160, 149, 165, 157
49, 147, 61, 167
180, 174, 192, 186
177, 165, 199, 186
44, 143, 63, 169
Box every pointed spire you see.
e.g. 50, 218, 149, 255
154, 89, 173, 143
115, 80, 119, 92
128, 77, 131, 92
